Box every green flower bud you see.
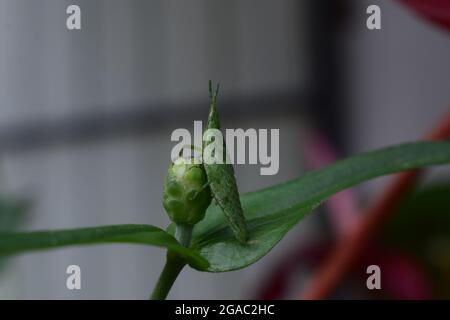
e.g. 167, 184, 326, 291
163, 158, 212, 225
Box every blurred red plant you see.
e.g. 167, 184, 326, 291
302, 110, 450, 299
299, 0, 450, 299
399, 0, 450, 30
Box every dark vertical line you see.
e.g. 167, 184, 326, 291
303, 0, 352, 241
305, 0, 350, 152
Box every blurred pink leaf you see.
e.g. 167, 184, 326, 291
303, 129, 359, 237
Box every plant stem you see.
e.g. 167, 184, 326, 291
175, 224, 193, 247
150, 252, 186, 300
150, 224, 193, 300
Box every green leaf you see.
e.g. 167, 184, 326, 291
0, 224, 208, 270
203, 81, 248, 243
191, 141, 450, 272
381, 183, 450, 254
0, 196, 29, 271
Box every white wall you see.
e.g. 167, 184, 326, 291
0, 0, 311, 299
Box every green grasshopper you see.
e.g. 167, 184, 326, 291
202, 81, 248, 244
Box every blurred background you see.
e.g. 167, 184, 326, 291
0, 0, 449, 299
